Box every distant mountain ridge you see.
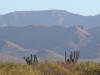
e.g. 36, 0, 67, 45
0, 25, 99, 60
0, 10, 100, 28
0, 25, 88, 50
0, 39, 65, 61
0, 10, 100, 61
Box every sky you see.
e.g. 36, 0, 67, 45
0, 0, 100, 16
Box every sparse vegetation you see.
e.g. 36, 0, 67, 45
24, 54, 38, 65
0, 61, 99, 75
65, 50, 80, 63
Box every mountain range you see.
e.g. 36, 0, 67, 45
0, 25, 100, 61
0, 10, 100, 28
0, 10, 100, 62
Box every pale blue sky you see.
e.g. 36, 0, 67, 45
0, 0, 100, 16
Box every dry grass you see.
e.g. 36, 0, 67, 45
0, 61, 99, 75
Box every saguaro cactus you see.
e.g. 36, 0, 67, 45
24, 57, 31, 65
65, 50, 80, 63
76, 50, 80, 62
34, 55, 38, 64
30, 54, 33, 64
70, 51, 73, 62
24, 54, 38, 65
65, 51, 67, 62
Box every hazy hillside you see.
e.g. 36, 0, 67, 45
0, 25, 99, 60
0, 10, 100, 28
0, 39, 65, 61
0, 25, 89, 50
36, 50, 64, 61
0, 39, 38, 61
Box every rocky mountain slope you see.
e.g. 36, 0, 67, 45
0, 25, 99, 61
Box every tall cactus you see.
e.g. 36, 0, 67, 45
24, 57, 31, 65
76, 50, 80, 62
70, 51, 73, 62
24, 54, 38, 65
65, 51, 67, 62
65, 50, 80, 63
34, 55, 38, 64
30, 54, 33, 64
